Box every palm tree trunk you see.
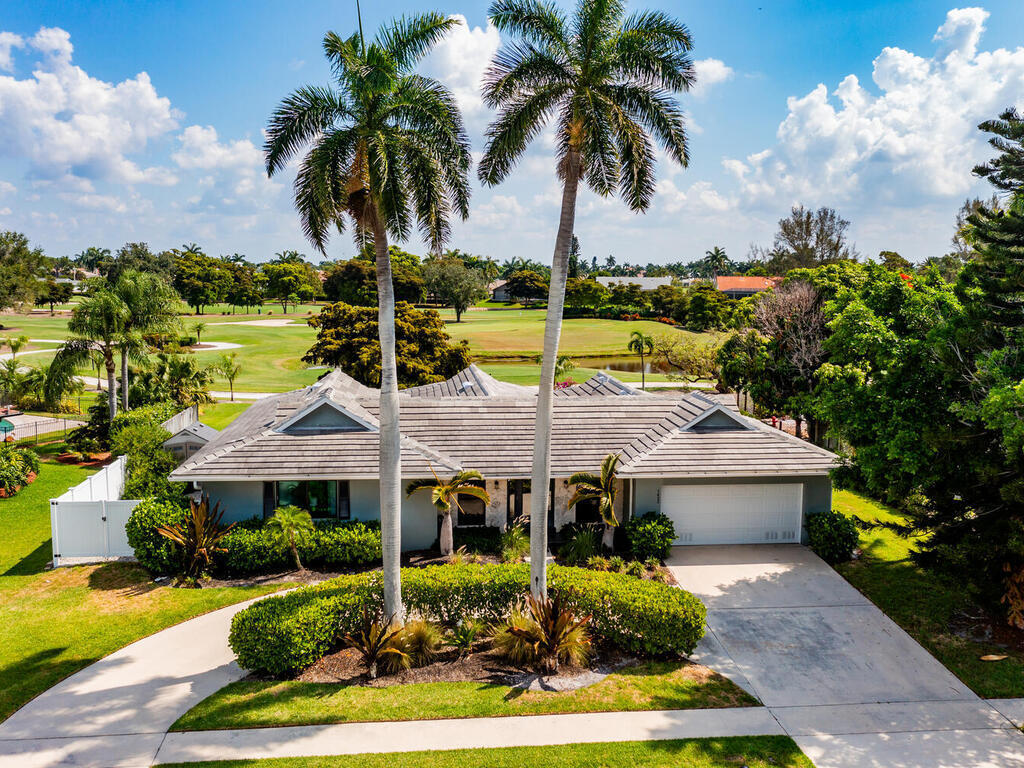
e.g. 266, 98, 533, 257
529, 151, 581, 599
371, 211, 403, 623
602, 523, 615, 551
640, 352, 645, 391
290, 538, 302, 571
104, 350, 117, 420
120, 348, 129, 411
440, 508, 454, 557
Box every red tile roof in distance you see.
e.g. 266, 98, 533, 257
715, 275, 782, 292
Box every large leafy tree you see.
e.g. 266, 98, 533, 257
0, 232, 47, 313
172, 248, 232, 314
422, 257, 487, 321
304, 302, 470, 388
479, 0, 694, 597
264, 12, 471, 620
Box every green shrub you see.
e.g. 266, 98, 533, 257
499, 524, 529, 562
110, 402, 181, 436
451, 526, 502, 554
126, 497, 189, 575
806, 509, 860, 564
608, 555, 626, 573
625, 511, 676, 562
229, 564, 706, 676
216, 519, 382, 576
0, 445, 39, 494
111, 422, 183, 502
558, 524, 599, 565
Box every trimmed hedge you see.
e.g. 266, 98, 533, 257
125, 497, 189, 575
806, 509, 859, 564
625, 511, 677, 562
229, 564, 706, 676
217, 519, 382, 576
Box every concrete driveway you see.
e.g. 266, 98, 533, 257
669, 544, 1024, 768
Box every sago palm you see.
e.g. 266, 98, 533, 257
265, 12, 470, 621
406, 469, 490, 557
627, 330, 653, 390
479, 0, 694, 596
568, 452, 621, 550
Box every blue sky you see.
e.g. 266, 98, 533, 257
0, 1, 1021, 265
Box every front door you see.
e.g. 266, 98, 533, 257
507, 479, 555, 531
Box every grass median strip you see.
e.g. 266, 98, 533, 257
172, 660, 757, 731
158, 735, 812, 768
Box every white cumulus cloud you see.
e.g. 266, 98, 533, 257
0, 32, 22, 71
421, 15, 501, 126
0, 26, 180, 187
724, 7, 1024, 208
691, 58, 734, 97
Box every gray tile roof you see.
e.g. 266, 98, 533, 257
170, 367, 836, 482
554, 371, 648, 397
162, 422, 219, 447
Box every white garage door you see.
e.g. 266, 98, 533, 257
661, 483, 803, 545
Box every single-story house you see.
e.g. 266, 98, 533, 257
163, 422, 220, 463
595, 276, 675, 291
488, 279, 511, 302
169, 366, 836, 551
715, 275, 783, 300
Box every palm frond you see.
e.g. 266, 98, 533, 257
292, 129, 355, 253
573, 0, 624, 64
378, 13, 459, 73
608, 84, 689, 168
488, 0, 570, 54
482, 43, 573, 109
265, 85, 349, 176
479, 85, 567, 185
608, 101, 656, 211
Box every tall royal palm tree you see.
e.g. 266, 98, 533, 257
703, 246, 728, 281
479, 0, 695, 597
55, 289, 129, 420
264, 11, 470, 621
627, 330, 653, 390
113, 269, 181, 410
405, 469, 491, 557
568, 452, 621, 550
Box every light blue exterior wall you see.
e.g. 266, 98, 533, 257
631, 475, 832, 544
198, 479, 439, 551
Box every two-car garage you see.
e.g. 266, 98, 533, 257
658, 482, 805, 546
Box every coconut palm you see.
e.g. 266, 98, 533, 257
217, 352, 242, 402
264, 11, 470, 621
54, 289, 130, 419
2, 336, 28, 361
406, 469, 490, 557
703, 246, 728, 281
479, 0, 694, 597
266, 504, 316, 571
568, 452, 621, 550
114, 269, 181, 410
627, 330, 653, 390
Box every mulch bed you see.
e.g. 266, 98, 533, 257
56, 452, 111, 467
292, 644, 635, 688
0, 471, 36, 498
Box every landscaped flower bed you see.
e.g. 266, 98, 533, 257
0, 445, 40, 497
229, 563, 707, 678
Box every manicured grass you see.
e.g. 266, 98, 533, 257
834, 489, 1024, 698
159, 736, 813, 768
479, 363, 673, 386
172, 660, 756, 732
0, 455, 285, 722
199, 402, 251, 430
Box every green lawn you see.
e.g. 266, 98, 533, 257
834, 489, 1024, 698
199, 402, 251, 430
159, 736, 812, 768
0, 451, 286, 722
1, 309, 712, 395
479, 363, 674, 386
172, 660, 756, 732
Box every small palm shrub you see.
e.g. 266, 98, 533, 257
586, 555, 610, 571
625, 559, 646, 578
807, 509, 860, 564
394, 618, 444, 669
625, 511, 676, 562
343, 612, 409, 679
157, 495, 236, 581
493, 595, 591, 674
266, 505, 316, 570
608, 555, 626, 573
500, 524, 529, 562
448, 618, 485, 658
559, 525, 599, 565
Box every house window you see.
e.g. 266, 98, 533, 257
574, 496, 602, 525
456, 493, 486, 527
264, 480, 350, 519
507, 479, 555, 529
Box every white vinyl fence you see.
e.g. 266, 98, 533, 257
50, 455, 140, 567
159, 404, 198, 435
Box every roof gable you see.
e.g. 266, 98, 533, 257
679, 402, 752, 432
276, 398, 376, 435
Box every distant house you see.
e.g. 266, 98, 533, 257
715, 276, 782, 300
163, 422, 219, 463
595, 276, 675, 291
489, 279, 511, 302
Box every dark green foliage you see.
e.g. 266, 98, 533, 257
304, 302, 471, 388
156, 496, 236, 580
558, 524, 600, 565
216, 519, 382, 576
806, 509, 860, 564
229, 564, 706, 676
0, 445, 39, 494
493, 595, 591, 673
126, 497, 189, 575
625, 512, 676, 562
451, 525, 503, 555
67, 393, 113, 452
109, 402, 185, 502
343, 612, 409, 679
499, 524, 529, 562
